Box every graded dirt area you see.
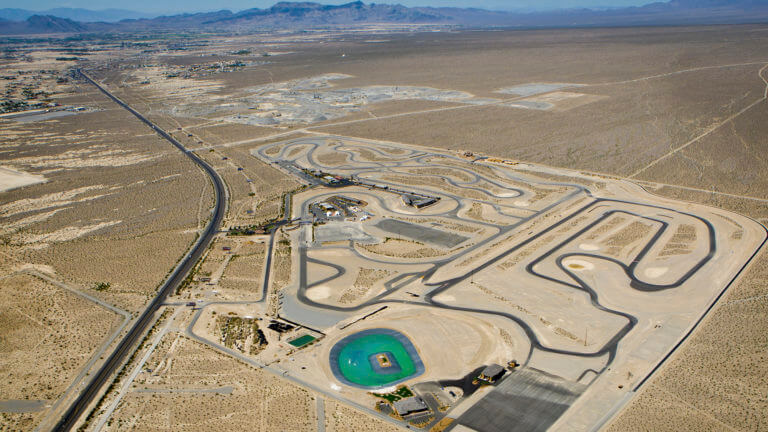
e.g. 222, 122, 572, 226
0, 166, 46, 192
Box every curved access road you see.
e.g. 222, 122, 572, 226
53, 70, 227, 431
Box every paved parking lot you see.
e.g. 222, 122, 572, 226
449, 368, 585, 432
375, 219, 468, 248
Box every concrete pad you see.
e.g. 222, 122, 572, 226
315, 221, 376, 244
496, 83, 583, 97
452, 368, 586, 432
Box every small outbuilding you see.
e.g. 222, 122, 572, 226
478, 364, 505, 383
401, 194, 438, 209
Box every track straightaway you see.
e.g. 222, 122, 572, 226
52, 70, 227, 431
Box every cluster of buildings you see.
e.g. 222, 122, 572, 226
310, 195, 372, 223
389, 363, 510, 425
293, 165, 442, 212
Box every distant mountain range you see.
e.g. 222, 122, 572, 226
0, 8, 153, 23
1, 0, 768, 35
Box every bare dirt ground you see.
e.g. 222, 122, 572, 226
0, 273, 122, 430
635, 99, 768, 199
0, 61, 214, 430
3, 23, 768, 432
197, 144, 299, 228
0, 106, 210, 311
317, 63, 764, 179
104, 334, 316, 432
324, 399, 403, 432
608, 249, 768, 432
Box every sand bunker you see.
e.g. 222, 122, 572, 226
644, 267, 669, 278
564, 259, 595, 271
0, 166, 46, 192
306, 285, 332, 300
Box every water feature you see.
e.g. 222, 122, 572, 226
329, 328, 424, 389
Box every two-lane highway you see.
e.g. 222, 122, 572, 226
52, 70, 227, 431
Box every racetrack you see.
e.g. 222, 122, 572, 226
248, 135, 765, 431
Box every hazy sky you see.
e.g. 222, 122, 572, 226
10, 0, 653, 14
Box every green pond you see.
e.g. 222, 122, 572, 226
330, 329, 424, 388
